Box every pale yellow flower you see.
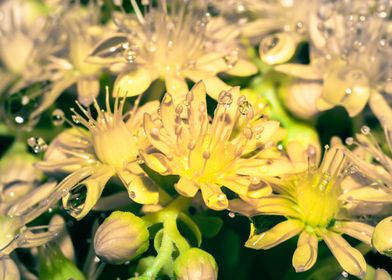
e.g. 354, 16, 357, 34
275, 1, 392, 116
212, 0, 311, 65
142, 81, 303, 210
33, 2, 114, 118
36, 91, 160, 219
88, 0, 257, 101
0, 0, 62, 95
236, 142, 374, 277
0, 146, 62, 272
340, 93, 392, 211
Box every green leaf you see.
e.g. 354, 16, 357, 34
177, 213, 202, 247
192, 214, 223, 238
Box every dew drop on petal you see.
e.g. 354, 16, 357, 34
27, 137, 48, 153
218, 91, 233, 108
228, 212, 235, 218
238, 100, 251, 115
345, 137, 354, 145
51, 109, 65, 126
361, 125, 370, 135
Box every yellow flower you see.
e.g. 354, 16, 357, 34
36, 90, 160, 219
88, 0, 257, 101
0, 0, 61, 94
241, 142, 374, 277
142, 81, 303, 210
275, 1, 391, 117
0, 147, 62, 260
212, 0, 310, 65
33, 2, 113, 118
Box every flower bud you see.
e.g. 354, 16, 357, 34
94, 211, 149, 264
39, 245, 86, 280
280, 79, 321, 119
372, 216, 392, 257
174, 248, 218, 280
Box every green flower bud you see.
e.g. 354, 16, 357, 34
94, 211, 149, 265
372, 216, 392, 257
39, 245, 86, 280
174, 248, 218, 280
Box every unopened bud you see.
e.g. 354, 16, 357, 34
94, 211, 149, 264
174, 248, 218, 280
372, 216, 392, 257
39, 245, 86, 280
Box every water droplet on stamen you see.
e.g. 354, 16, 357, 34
218, 91, 233, 108
238, 100, 251, 115
72, 115, 81, 124
130, 191, 136, 199
27, 137, 48, 153
224, 49, 239, 68
361, 125, 370, 135
51, 109, 65, 126
228, 212, 235, 218
345, 137, 354, 145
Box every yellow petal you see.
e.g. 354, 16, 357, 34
118, 169, 159, 205
185, 70, 230, 100
63, 167, 114, 220
113, 68, 152, 97
77, 77, 100, 106
200, 183, 228, 211
322, 231, 367, 278
340, 186, 392, 203
292, 231, 318, 272
195, 52, 228, 73
245, 219, 303, 249
226, 59, 258, 77
332, 221, 374, 245
259, 33, 297, 65
165, 75, 188, 103
274, 64, 323, 80
175, 176, 199, 197
141, 152, 169, 174
254, 196, 301, 218
369, 90, 392, 129
143, 113, 172, 155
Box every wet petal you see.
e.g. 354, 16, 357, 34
259, 33, 297, 65
141, 152, 170, 174
245, 219, 303, 249
200, 184, 228, 211
292, 231, 318, 272
165, 75, 188, 103
322, 231, 367, 278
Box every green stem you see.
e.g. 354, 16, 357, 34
143, 229, 173, 279
163, 212, 190, 254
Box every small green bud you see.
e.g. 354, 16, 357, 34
94, 211, 149, 264
174, 248, 218, 280
372, 216, 392, 257
39, 245, 86, 280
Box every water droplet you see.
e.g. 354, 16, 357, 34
295, 21, 305, 34
228, 212, 235, 218
361, 125, 370, 135
345, 88, 352, 96
342, 271, 349, 278
345, 137, 354, 145
51, 109, 65, 126
317, 4, 333, 20
224, 49, 239, 68
218, 91, 233, 108
72, 114, 81, 124
254, 126, 264, 140
261, 36, 279, 53
27, 137, 48, 153
65, 184, 87, 216
0, 81, 50, 130
123, 49, 136, 63
238, 100, 251, 115
136, 155, 144, 164
130, 191, 136, 199
324, 144, 330, 150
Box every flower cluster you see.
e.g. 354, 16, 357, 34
0, 0, 391, 279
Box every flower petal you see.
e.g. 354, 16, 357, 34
332, 221, 374, 245
200, 183, 228, 211
292, 231, 318, 272
175, 176, 199, 197
259, 32, 297, 65
322, 231, 367, 278
245, 219, 303, 249
340, 186, 392, 203
274, 64, 323, 80
141, 152, 170, 174
114, 68, 152, 97
226, 59, 258, 77
165, 75, 188, 103
77, 77, 100, 107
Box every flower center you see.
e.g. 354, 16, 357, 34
71, 93, 138, 168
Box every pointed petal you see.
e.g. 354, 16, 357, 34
274, 64, 323, 80
332, 221, 374, 245
369, 90, 392, 129
141, 152, 170, 174
322, 231, 367, 278
77, 78, 100, 107
200, 183, 228, 211
259, 33, 297, 65
245, 220, 303, 249
292, 231, 318, 272
340, 186, 392, 203
226, 59, 258, 77
254, 196, 301, 218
